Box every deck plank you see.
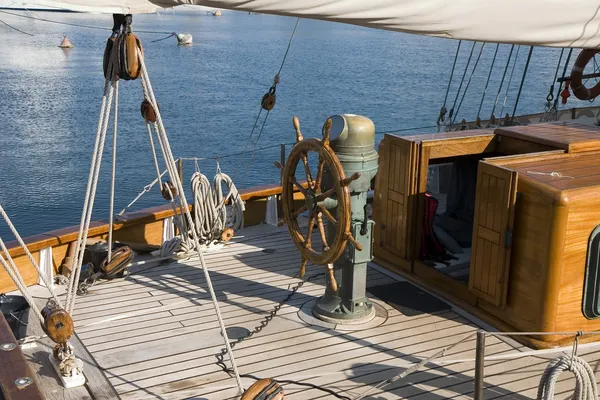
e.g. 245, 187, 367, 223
44, 224, 600, 400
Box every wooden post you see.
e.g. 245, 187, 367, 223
474, 330, 486, 400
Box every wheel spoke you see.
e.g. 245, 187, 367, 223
318, 205, 337, 225
290, 176, 309, 196
304, 215, 316, 249
314, 157, 325, 193
316, 187, 336, 202
316, 213, 330, 251
291, 204, 307, 219
301, 153, 314, 189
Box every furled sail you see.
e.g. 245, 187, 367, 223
14, 0, 158, 14
149, 0, 600, 48
17, 0, 600, 48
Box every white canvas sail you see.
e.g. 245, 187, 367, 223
14, 0, 600, 48
12, 0, 158, 14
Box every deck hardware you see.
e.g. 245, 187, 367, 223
14, 377, 32, 389
0, 343, 16, 351
223, 327, 251, 340
282, 114, 379, 323
474, 330, 486, 400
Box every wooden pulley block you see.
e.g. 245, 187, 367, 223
161, 181, 178, 201
41, 302, 74, 345
118, 32, 143, 80
141, 99, 158, 123
101, 246, 134, 279
241, 378, 284, 400
220, 227, 235, 242
261, 90, 276, 111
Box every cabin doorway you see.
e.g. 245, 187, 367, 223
422, 157, 478, 283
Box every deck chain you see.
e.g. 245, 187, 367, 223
214, 271, 354, 399
215, 272, 325, 373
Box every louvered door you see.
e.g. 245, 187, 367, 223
469, 161, 518, 306
373, 136, 420, 265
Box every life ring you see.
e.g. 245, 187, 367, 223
571, 49, 600, 100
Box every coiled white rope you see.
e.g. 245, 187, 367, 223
188, 170, 245, 246
214, 171, 245, 232
537, 355, 598, 400
191, 171, 219, 244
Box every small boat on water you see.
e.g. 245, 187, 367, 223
4, 1, 600, 400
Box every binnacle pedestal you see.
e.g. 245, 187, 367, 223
312, 114, 379, 324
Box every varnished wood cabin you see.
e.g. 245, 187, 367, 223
373, 121, 600, 348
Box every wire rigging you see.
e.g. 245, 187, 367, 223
490, 44, 515, 121
0, 17, 33, 36
510, 46, 534, 122
0, 9, 172, 35
477, 43, 500, 119
451, 42, 486, 126
447, 41, 477, 123
553, 48, 573, 110
234, 18, 300, 182
499, 45, 522, 119
437, 40, 462, 130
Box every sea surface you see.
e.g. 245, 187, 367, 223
0, 8, 595, 238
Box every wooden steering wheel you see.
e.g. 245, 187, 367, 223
281, 116, 361, 291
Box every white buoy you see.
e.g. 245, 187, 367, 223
176, 33, 193, 45
58, 35, 74, 48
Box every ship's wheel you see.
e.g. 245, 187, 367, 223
281, 117, 361, 290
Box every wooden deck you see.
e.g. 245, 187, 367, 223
16, 222, 600, 399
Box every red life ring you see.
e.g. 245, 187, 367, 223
571, 49, 600, 100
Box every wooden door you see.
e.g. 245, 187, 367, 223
469, 161, 518, 306
373, 136, 420, 266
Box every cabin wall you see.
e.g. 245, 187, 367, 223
476, 177, 558, 335
555, 189, 600, 333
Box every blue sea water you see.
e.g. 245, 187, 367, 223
0, 9, 595, 238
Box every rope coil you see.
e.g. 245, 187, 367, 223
537, 333, 598, 400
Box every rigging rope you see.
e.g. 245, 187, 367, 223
0, 9, 172, 35
541, 48, 565, 121
510, 46, 534, 123
137, 47, 244, 394
477, 43, 500, 119
0, 205, 62, 307
0, 239, 44, 324
65, 79, 114, 316
499, 45, 522, 120
352, 332, 478, 399
0, 17, 33, 36
438, 40, 462, 130
107, 80, 119, 263
234, 18, 300, 182
447, 41, 477, 124
450, 42, 486, 127
553, 48, 574, 110
489, 44, 515, 122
